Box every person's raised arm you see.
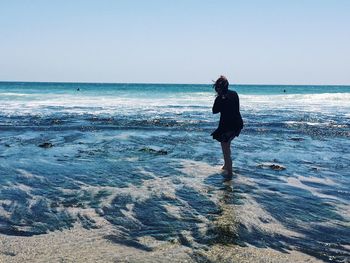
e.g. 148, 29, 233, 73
212, 96, 221, 114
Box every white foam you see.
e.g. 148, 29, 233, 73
1, 91, 350, 118
241, 93, 350, 112
282, 175, 339, 201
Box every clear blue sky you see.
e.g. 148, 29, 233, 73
1, 0, 349, 84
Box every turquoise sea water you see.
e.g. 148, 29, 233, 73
0, 82, 349, 262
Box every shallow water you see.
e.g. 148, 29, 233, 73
0, 82, 349, 262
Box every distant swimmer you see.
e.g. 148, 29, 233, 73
283, 89, 286, 93
77, 88, 80, 91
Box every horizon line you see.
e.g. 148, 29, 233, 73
0, 80, 349, 87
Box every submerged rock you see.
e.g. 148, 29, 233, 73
290, 137, 304, 141
311, 166, 322, 171
270, 164, 286, 171
258, 163, 286, 171
38, 142, 53, 148
95, 208, 105, 216
51, 119, 61, 125
139, 147, 168, 155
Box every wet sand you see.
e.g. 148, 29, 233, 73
0, 225, 323, 263
0, 187, 324, 263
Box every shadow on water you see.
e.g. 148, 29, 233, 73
1, 132, 350, 263
239, 183, 350, 262
101, 184, 224, 250
219, 168, 350, 263
2, 158, 349, 262
0, 161, 240, 253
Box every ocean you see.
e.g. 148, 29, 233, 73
0, 82, 349, 262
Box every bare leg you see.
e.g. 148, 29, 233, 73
220, 141, 233, 176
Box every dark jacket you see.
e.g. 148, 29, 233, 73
212, 90, 243, 141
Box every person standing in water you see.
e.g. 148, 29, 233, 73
211, 76, 243, 177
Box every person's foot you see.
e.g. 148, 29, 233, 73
221, 168, 233, 176
221, 165, 227, 170
222, 170, 233, 181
